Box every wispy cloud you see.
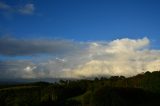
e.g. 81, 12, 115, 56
18, 4, 35, 15
0, 2, 11, 10
0, 2, 35, 16
0, 37, 160, 79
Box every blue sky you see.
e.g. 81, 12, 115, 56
0, 0, 160, 79
0, 0, 160, 41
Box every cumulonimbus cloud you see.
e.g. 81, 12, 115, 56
0, 37, 160, 79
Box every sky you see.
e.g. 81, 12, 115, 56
0, 0, 160, 80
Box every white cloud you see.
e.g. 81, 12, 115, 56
0, 37, 160, 79
70, 37, 160, 78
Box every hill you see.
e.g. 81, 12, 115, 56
0, 71, 160, 106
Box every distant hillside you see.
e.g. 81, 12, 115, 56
0, 71, 160, 106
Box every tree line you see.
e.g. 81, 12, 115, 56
0, 71, 160, 106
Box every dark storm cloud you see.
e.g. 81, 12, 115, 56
0, 37, 81, 56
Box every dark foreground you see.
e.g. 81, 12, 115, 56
0, 71, 160, 106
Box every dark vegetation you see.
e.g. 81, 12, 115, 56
0, 71, 160, 106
